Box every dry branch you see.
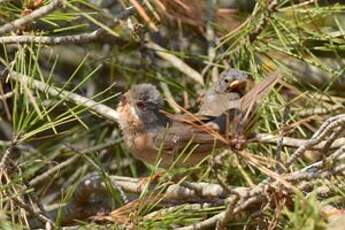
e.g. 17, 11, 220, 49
0, 91, 14, 100
8, 71, 120, 122
0, 6, 136, 45
284, 114, 345, 169
0, 0, 63, 35
254, 133, 345, 150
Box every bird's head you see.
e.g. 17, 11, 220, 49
216, 69, 248, 96
117, 84, 166, 129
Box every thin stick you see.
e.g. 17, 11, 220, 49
0, 0, 63, 35
0, 6, 135, 45
9, 71, 120, 123
253, 133, 345, 150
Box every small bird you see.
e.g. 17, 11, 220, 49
198, 68, 249, 116
116, 73, 279, 168
116, 84, 222, 168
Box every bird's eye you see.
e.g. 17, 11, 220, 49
120, 95, 127, 103
224, 79, 229, 83
136, 101, 145, 109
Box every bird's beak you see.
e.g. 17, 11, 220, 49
228, 80, 247, 91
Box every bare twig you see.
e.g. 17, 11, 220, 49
285, 114, 345, 169
109, 175, 248, 201
321, 126, 345, 156
0, 91, 14, 100
216, 194, 240, 230
0, 6, 136, 45
8, 71, 120, 123
0, 0, 63, 35
253, 133, 345, 150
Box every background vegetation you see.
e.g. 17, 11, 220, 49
1, 0, 345, 229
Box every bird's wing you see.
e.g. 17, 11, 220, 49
209, 72, 281, 136
240, 71, 281, 115
198, 93, 241, 116
160, 110, 215, 124
152, 120, 225, 155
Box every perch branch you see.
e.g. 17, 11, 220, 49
8, 71, 120, 122
253, 133, 345, 150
